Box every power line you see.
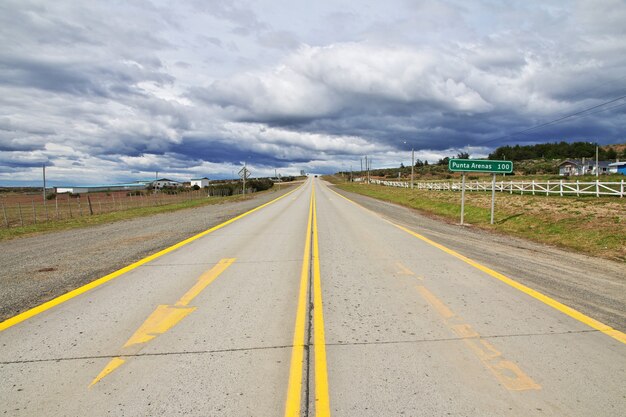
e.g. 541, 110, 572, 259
477, 94, 626, 146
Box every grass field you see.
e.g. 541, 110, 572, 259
0, 188, 283, 241
328, 176, 626, 262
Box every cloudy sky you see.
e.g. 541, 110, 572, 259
1, 0, 625, 185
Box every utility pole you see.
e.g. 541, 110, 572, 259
364, 156, 368, 183
42, 164, 47, 205
411, 148, 414, 189
596, 145, 599, 178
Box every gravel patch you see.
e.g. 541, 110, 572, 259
0, 186, 297, 322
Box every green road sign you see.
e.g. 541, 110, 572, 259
448, 159, 513, 173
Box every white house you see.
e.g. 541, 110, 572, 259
191, 177, 210, 188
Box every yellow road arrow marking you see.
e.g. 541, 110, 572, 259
89, 357, 125, 387
90, 258, 235, 387
123, 305, 196, 347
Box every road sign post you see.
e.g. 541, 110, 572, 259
238, 164, 251, 195
449, 159, 513, 225
460, 173, 466, 225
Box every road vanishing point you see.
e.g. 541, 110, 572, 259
1, 177, 624, 416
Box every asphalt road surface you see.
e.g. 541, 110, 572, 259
1, 178, 624, 416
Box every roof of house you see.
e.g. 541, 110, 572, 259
191, 177, 209, 180
559, 159, 612, 167
56, 183, 147, 189
608, 161, 626, 167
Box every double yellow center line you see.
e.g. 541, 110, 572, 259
284, 182, 331, 417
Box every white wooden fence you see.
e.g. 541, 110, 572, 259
367, 178, 625, 197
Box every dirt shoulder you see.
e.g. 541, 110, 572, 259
329, 183, 626, 333
0, 185, 297, 322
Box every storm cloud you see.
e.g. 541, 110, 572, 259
0, 0, 625, 185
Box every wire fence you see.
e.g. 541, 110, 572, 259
367, 178, 625, 197
0, 188, 258, 229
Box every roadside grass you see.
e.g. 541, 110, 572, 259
327, 177, 626, 262
0, 188, 284, 241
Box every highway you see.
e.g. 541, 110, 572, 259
0, 177, 624, 416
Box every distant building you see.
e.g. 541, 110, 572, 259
608, 161, 626, 175
191, 177, 210, 188
152, 178, 181, 189
558, 159, 611, 176
55, 183, 147, 194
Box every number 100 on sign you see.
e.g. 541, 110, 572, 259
448, 159, 513, 173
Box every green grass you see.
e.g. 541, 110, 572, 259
0, 189, 282, 241
326, 176, 626, 262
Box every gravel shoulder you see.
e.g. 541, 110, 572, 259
0, 185, 298, 322
330, 184, 626, 333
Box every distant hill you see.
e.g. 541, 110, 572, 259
488, 141, 626, 161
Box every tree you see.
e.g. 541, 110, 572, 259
605, 149, 617, 160
456, 151, 470, 159
400, 162, 405, 169
437, 157, 450, 165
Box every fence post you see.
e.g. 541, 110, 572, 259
621, 179, 624, 198
18, 202, 24, 227
44, 200, 49, 221
510, 180, 513, 194
596, 180, 599, 197
531, 180, 535, 195
576, 180, 579, 197
1, 202, 8, 228
559, 180, 563, 197
87, 195, 94, 215
31, 199, 37, 224
55, 196, 59, 219
67, 195, 72, 218
77, 195, 83, 216
546, 180, 549, 196
98, 200, 102, 213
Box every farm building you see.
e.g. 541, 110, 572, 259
608, 161, 626, 175
55, 183, 148, 194
152, 178, 182, 189
191, 177, 210, 188
558, 159, 611, 176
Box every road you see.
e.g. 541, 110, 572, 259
1, 178, 624, 416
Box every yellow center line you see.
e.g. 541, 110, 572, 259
416, 285, 540, 391
284, 186, 314, 417
325, 184, 626, 346
0, 185, 304, 333
312, 187, 331, 417
89, 258, 235, 387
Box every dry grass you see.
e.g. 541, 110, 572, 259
330, 177, 626, 262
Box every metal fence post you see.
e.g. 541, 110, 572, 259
31, 199, 37, 224
596, 180, 600, 197
18, 202, 24, 227
1, 202, 8, 228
